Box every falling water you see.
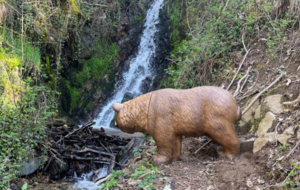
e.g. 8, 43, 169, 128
70, 165, 108, 190
94, 0, 165, 128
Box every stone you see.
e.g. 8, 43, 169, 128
297, 65, 300, 77
50, 159, 68, 175
253, 132, 275, 153
18, 156, 47, 176
165, 177, 175, 190
263, 94, 283, 114
237, 97, 260, 134
121, 92, 134, 103
256, 112, 276, 137
254, 105, 261, 119
109, 118, 118, 129
140, 76, 152, 94
277, 127, 294, 145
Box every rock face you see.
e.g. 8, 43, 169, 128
256, 112, 276, 137
262, 94, 284, 114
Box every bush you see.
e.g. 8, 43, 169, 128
0, 32, 56, 188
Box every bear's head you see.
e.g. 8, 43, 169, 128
112, 103, 136, 134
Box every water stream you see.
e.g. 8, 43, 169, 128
94, 0, 165, 128
72, 1, 165, 188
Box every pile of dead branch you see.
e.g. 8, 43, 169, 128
43, 122, 131, 175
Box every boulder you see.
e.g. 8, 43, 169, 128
277, 127, 294, 145
256, 112, 276, 137
253, 133, 275, 153
18, 156, 47, 176
262, 94, 284, 114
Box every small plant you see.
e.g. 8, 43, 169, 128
282, 162, 300, 189
100, 170, 123, 189
277, 143, 290, 154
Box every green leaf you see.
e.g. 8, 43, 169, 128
22, 183, 28, 190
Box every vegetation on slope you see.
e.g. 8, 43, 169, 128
164, 0, 300, 89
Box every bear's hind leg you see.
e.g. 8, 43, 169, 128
207, 123, 240, 160
171, 135, 182, 161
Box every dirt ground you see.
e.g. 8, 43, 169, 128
116, 135, 300, 190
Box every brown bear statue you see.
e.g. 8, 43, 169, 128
112, 86, 241, 164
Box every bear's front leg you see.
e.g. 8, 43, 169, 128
152, 134, 176, 165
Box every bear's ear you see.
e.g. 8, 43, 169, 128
112, 103, 123, 112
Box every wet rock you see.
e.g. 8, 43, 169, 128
277, 127, 294, 145
110, 118, 118, 129
237, 97, 260, 134
121, 92, 134, 103
18, 156, 47, 176
140, 76, 152, 94
74, 161, 88, 174
253, 132, 275, 153
262, 94, 284, 114
50, 159, 68, 176
256, 112, 276, 137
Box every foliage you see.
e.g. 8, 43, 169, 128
164, 0, 300, 89
99, 170, 123, 189
282, 162, 300, 189
79, 41, 119, 83
0, 31, 57, 188
22, 183, 28, 190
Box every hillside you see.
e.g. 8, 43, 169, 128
1, 0, 300, 189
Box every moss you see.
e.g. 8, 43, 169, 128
45, 56, 56, 89
86, 101, 92, 108
82, 42, 119, 80
70, 0, 81, 14
66, 82, 82, 113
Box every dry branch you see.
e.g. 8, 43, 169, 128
242, 72, 285, 115
227, 49, 251, 91
56, 121, 95, 144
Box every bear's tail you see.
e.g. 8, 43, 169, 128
236, 106, 242, 121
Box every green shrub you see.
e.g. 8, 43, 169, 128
0, 32, 56, 189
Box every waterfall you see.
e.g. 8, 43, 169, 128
94, 0, 165, 128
